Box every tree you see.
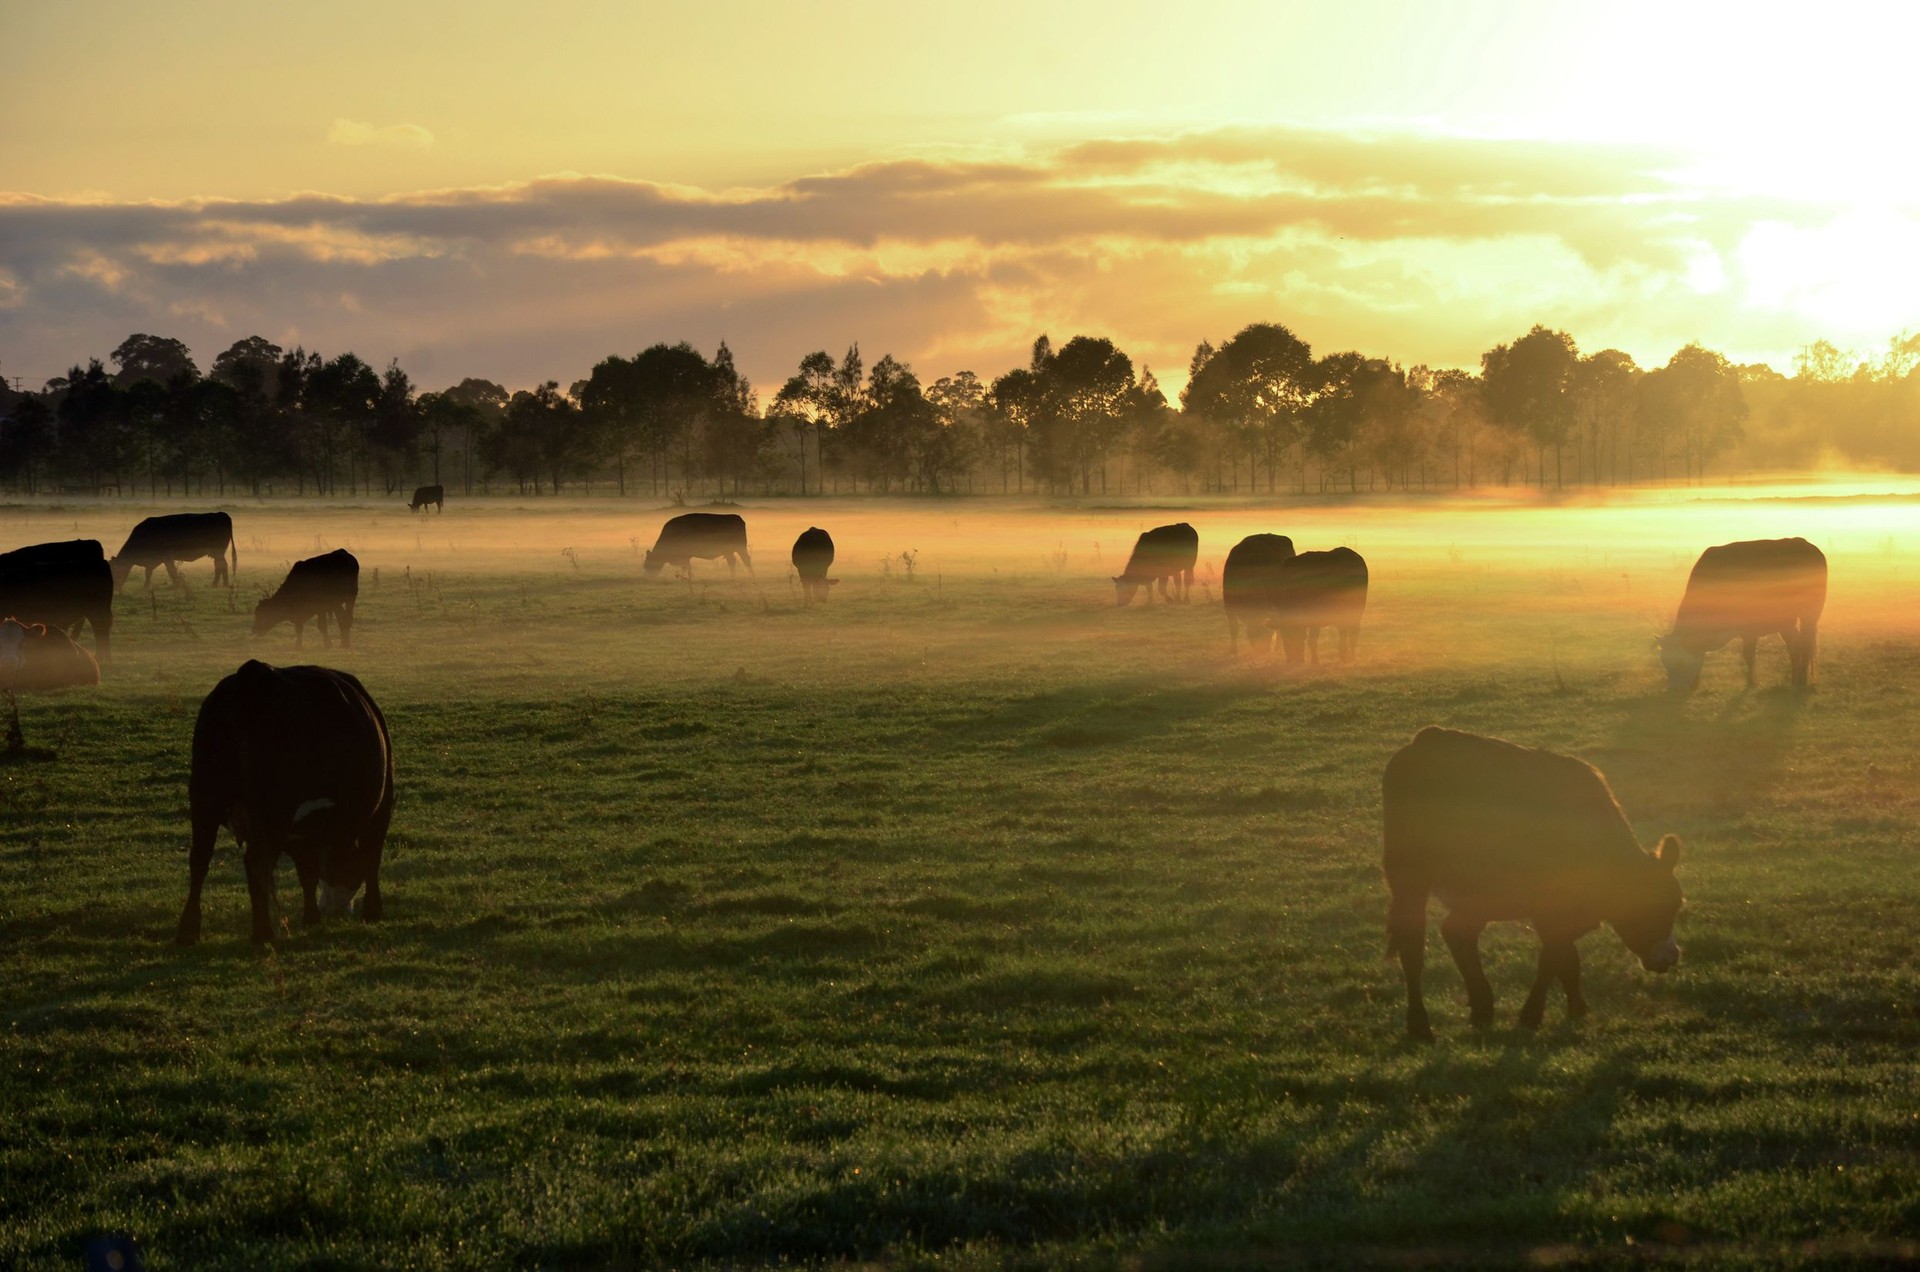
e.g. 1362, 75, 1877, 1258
773, 351, 837, 495
1182, 322, 1314, 492
1481, 325, 1579, 486
1639, 345, 1746, 482
0, 395, 55, 493
209, 337, 283, 397
1568, 349, 1639, 484
1032, 335, 1135, 493
55, 361, 128, 492
441, 378, 509, 494
110, 334, 198, 387
369, 360, 422, 493
486, 382, 588, 494
302, 353, 380, 495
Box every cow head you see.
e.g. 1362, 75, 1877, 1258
1112, 577, 1141, 607
1657, 635, 1704, 695
1611, 834, 1683, 973
109, 555, 132, 591
642, 549, 664, 576
317, 880, 359, 917
249, 594, 281, 638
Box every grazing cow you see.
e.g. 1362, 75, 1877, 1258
1382, 726, 1683, 1041
1113, 522, 1198, 606
110, 512, 236, 590
1274, 547, 1369, 665
1659, 537, 1827, 694
0, 540, 113, 662
408, 484, 444, 513
0, 617, 101, 691
791, 527, 838, 602
1222, 533, 1295, 654
253, 550, 360, 649
175, 660, 394, 945
643, 512, 752, 578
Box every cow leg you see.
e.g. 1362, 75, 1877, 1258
293, 853, 321, 926
164, 561, 183, 588
1341, 625, 1358, 662
1307, 627, 1322, 666
339, 603, 354, 650
293, 619, 306, 649
358, 799, 393, 923
243, 841, 282, 944
1741, 635, 1759, 687
1519, 934, 1576, 1029
142, 565, 156, 590
1226, 611, 1240, 656
1797, 617, 1819, 688
316, 611, 331, 649
725, 555, 736, 579
1558, 944, 1588, 1019
1440, 912, 1495, 1028
175, 810, 222, 945
1388, 887, 1433, 1042
741, 547, 754, 575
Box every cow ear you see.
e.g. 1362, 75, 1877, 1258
1657, 834, 1682, 870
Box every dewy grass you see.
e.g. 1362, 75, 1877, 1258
2, 490, 1918, 1269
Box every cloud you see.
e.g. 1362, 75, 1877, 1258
326, 118, 436, 149
0, 126, 1884, 394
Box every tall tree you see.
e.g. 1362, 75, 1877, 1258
110, 333, 198, 387
1182, 322, 1314, 492
1481, 325, 1579, 487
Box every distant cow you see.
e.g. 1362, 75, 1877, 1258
0, 540, 113, 662
1274, 547, 1369, 665
0, 617, 101, 691
253, 550, 360, 649
111, 512, 236, 590
643, 512, 752, 579
1113, 522, 1198, 606
408, 485, 444, 513
1383, 726, 1683, 1041
1659, 537, 1827, 694
791, 527, 837, 602
175, 660, 394, 945
1222, 533, 1295, 654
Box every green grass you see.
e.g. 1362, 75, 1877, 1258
3, 493, 1919, 1269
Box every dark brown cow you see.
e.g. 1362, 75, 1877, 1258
176, 660, 394, 945
111, 512, 236, 590
643, 512, 752, 578
1383, 726, 1683, 1041
0, 617, 101, 691
1222, 533, 1294, 654
253, 549, 360, 649
1659, 537, 1827, 694
0, 540, 113, 662
408, 484, 444, 513
1113, 522, 1198, 606
791, 527, 837, 602
1274, 546, 1369, 665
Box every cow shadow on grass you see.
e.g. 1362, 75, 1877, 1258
1596, 684, 1807, 835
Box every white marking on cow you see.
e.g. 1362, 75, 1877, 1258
292, 798, 335, 824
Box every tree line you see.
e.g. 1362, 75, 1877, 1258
3, 324, 1918, 499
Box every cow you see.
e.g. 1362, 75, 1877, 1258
1113, 522, 1198, 606
408, 484, 444, 513
175, 660, 394, 945
643, 512, 752, 579
791, 527, 837, 602
253, 550, 359, 649
0, 617, 101, 691
0, 540, 113, 662
1222, 533, 1295, 654
1658, 537, 1827, 694
1382, 726, 1683, 1041
110, 512, 236, 590
1274, 546, 1369, 665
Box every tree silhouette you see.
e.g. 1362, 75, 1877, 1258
1482, 325, 1579, 487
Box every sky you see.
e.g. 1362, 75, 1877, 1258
4, 0, 1918, 398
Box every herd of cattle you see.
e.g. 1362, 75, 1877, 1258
0, 504, 1834, 1037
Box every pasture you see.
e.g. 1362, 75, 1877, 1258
3, 487, 1918, 1269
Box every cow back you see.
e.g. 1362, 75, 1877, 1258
1121, 522, 1198, 579
791, 527, 834, 577
1676, 537, 1827, 634
1222, 534, 1295, 608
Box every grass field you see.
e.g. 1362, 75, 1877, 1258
3, 486, 1919, 1269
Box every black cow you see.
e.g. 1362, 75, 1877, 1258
643, 512, 752, 578
408, 484, 444, 513
111, 512, 236, 590
1222, 533, 1295, 654
253, 550, 359, 649
1659, 537, 1827, 694
1113, 522, 1198, 606
791, 527, 837, 602
176, 660, 394, 945
1274, 546, 1369, 665
0, 540, 113, 662
1383, 726, 1683, 1041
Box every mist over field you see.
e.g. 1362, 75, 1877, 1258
3, 485, 1918, 1267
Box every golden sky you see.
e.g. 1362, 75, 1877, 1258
3, 0, 1917, 394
